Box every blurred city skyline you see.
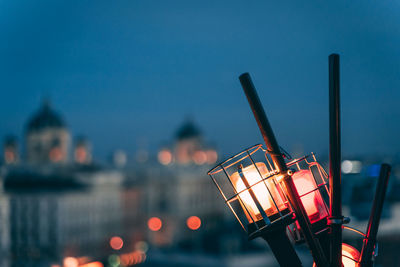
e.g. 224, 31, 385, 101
1, 0, 399, 160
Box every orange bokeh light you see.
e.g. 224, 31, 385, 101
148, 217, 162, 231
158, 150, 172, 165
110, 236, 124, 250
78, 262, 104, 267
63, 257, 79, 267
50, 147, 63, 162
193, 151, 207, 165
186, 216, 201, 230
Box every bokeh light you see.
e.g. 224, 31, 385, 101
158, 150, 172, 165
135, 241, 149, 253
63, 257, 79, 267
108, 254, 120, 267
148, 217, 162, 231
186, 216, 201, 230
109, 236, 124, 250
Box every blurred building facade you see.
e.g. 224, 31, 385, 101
25, 101, 70, 165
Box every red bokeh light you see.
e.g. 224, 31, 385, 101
148, 217, 162, 231
186, 216, 201, 230
110, 236, 124, 250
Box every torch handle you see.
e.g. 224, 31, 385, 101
239, 73, 329, 267
360, 164, 391, 267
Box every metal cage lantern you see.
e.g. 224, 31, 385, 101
286, 153, 330, 242
208, 144, 294, 239
312, 226, 370, 267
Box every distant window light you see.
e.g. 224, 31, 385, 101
158, 150, 172, 165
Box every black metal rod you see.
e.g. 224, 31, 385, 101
262, 227, 303, 267
239, 73, 329, 267
360, 164, 391, 267
328, 53, 342, 267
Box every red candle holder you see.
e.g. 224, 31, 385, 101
284, 153, 330, 242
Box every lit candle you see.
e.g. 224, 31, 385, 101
314, 243, 360, 267
292, 169, 328, 223
231, 162, 287, 222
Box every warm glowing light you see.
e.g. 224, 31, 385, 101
50, 147, 63, 162
292, 169, 328, 223
231, 162, 287, 222
313, 243, 360, 267
4, 150, 16, 163
186, 216, 202, 230
120, 250, 146, 266
158, 150, 172, 165
193, 151, 207, 165
75, 147, 87, 163
109, 236, 124, 250
78, 262, 103, 267
148, 217, 162, 231
206, 150, 218, 164
63, 257, 79, 267
342, 243, 360, 267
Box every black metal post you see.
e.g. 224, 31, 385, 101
328, 53, 342, 267
239, 72, 329, 267
262, 226, 303, 267
360, 164, 391, 267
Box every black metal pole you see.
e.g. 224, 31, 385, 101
359, 164, 391, 267
328, 53, 342, 267
262, 226, 303, 267
239, 72, 329, 267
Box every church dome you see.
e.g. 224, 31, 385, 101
26, 101, 66, 133
175, 119, 201, 140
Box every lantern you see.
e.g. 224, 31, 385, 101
208, 144, 293, 235
312, 226, 370, 267
208, 144, 302, 266
285, 153, 330, 242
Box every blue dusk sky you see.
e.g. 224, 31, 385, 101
0, 0, 399, 160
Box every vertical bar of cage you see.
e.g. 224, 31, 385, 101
209, 173, 247, 232
309, 163, 331, 216
247, 150, 283, 218
315, 162, 331, 199
329, 53, 342, 267
360, 164, 391, 267
237, 164, 272, 224
239, 72, 329, 267
221, 164, 260, 226
264, 152, 275, 172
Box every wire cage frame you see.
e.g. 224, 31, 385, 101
311, 226, 373, 267
208, 144, 295, 239
285, 153, 331, 242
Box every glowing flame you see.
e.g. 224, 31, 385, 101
231, 162, 286, 222
313, 243, 360, 267
292, 169, 328, 223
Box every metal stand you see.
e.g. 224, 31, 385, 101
328, 53, 343, 267
239, 73, 328, 267
360, 164, 391, 267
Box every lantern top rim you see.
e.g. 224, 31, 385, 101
207, 144, 264, 176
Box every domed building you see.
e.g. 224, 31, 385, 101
25, 101, 70, 164
157, 119, 218, 165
